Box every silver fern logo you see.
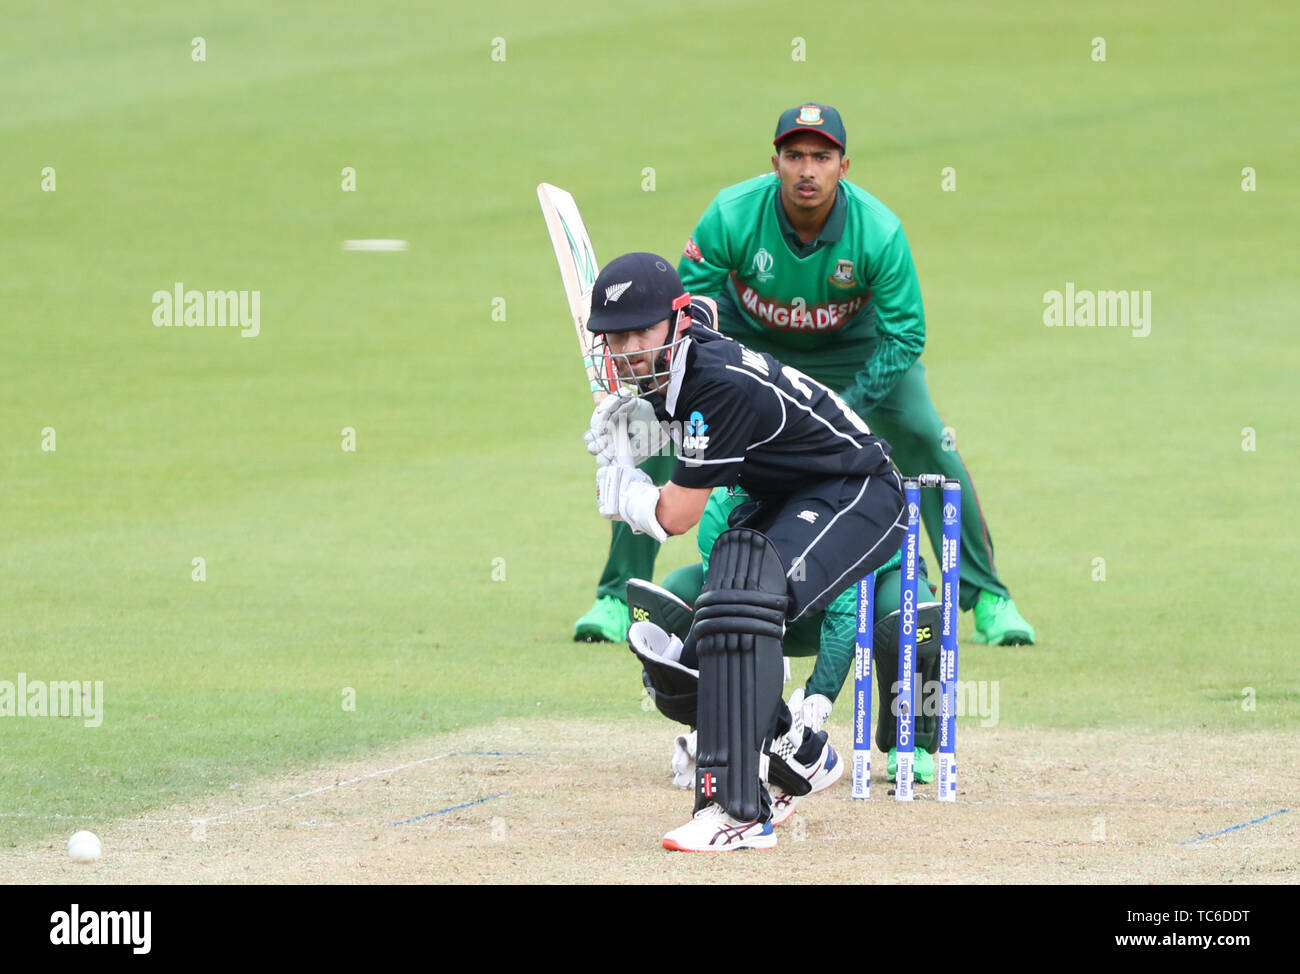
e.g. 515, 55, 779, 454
604, 281, 633, 304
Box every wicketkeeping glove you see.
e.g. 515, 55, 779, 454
801, 693, 833, 734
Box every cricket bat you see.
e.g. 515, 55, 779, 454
536, 182, 615, 405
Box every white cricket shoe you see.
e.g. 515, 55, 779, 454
770, 788, 800, 826
771, 689, 845, 793
800, 737, 845, 793
661, 803, 776, 852
768, 688, 845, 825
770, 745, 844, 826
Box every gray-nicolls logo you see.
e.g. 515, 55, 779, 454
50, 904, 151, 954
604, 281, 633, 304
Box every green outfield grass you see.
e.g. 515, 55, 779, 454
2, 0, 1297, 846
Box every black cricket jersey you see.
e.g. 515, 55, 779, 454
653, 299, 896, 499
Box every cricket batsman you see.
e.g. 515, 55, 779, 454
574, 102, 1035, 648
584, 251, 908, 850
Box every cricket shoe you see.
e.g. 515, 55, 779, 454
768, 689, 845, 825
771, 690, 845, 792
769, 744, 844, 826
769, 787, 800, 826
887, 747, 935, 784
803, 739, 844, 791
573, 595, 630, 642
661, 803, 776, 852
971, 592, 1035, 646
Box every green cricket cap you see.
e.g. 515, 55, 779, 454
773, 103, 847, 151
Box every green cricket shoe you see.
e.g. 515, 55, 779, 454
971, 591, 1036, 646
887, 747, 935, 784
573, 595, 630, 643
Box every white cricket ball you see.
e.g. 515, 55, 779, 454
67, 830, 102, 864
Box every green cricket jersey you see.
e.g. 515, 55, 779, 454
677, 174, 926, 413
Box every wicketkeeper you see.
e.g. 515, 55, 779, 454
584, 251, 908, 851
576, 102, 1034, 649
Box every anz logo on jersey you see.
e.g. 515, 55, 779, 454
681, 411, 711, 454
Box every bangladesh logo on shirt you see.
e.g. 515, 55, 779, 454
751, 248, 775, 283
829, 258, 858, 288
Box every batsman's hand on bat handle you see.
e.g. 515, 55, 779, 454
611, 411, 636, 469
584, 394, 630, 467
583, 395, 616, 466
584, 394, 659, 468
595, 464, 668, 542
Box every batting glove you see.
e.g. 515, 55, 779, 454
595, 465, 667, 541
584, 394, 667, 467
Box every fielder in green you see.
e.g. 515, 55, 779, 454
574, 101, 1035, 647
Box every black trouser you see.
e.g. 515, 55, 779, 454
681, 466, 907, 668
682, 467, 908, 817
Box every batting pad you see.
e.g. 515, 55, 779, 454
691, 528, 790, 822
